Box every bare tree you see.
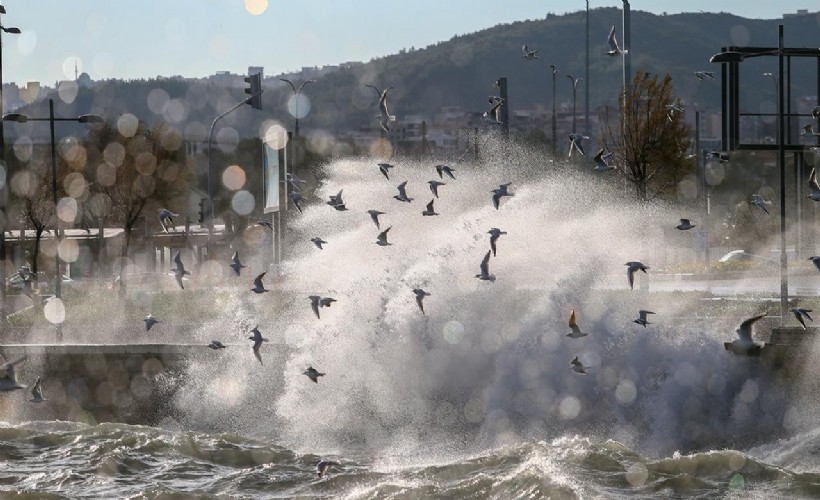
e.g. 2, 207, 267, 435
600, 72, 692, 201
83, 120, 191, 280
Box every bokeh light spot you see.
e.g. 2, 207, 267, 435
559, 395, 581, 420
222, 165, 247, 191
625, 463, 649, 486
231, 190, 255, 216
58, 238, 80, 263
57, 197, 78, 223
370, 138, 393, 159
245, 0, 268, 15
44, 298, 66, 324
261, 122, 288, 149
117, 114, 139, 138
615, 379, 638, 406
442, 320, 465, 344
287, 94, 312, 119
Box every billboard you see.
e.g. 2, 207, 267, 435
263, 142, 281, 213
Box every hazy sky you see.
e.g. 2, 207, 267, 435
1, 1, 815, 84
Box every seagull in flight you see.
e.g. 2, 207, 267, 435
606, 25, 628, 56
522, 44, 540, 60
29, 376, 47, 402
567, 309, 588, 338
413, 288, 431, 314
749, 194, 772, 215
376, 226, 393, 246
326, 189, 347, 211
428, 180, 446, 198
435, 165, 456, 180
394, 182, 413, 203
626, 261, 649, 290
694, 71, 715, 80
285, 172, 306, 192
0, 354, 26, 391
230, 251, 246, 276
475, 250, 496, 282
491, 183, 514, 210
251, 272, 270, 294
290, 192, 304, 213
303, 366, 326, 383
208, 340, 227, 350
144, 314, 160, 332
317, 460, 340, 478
488, 228, 507, 257
484, 97, 504, 124
593, 148, 615, 172
310, 237, 328, 250
367, 210, 385, 229
808, 168, 820, 201
421, 199, 439, 216
790, 307, 813, 330
378, 163, 394, 180
633, 310, 655, 328
157, 208, 179, 233
568, 133, 589, 157
676, 219, 696, 230
171, 251, 191, 289
571, 356, 589, 374
248, 326, 268, 364
727, 313, 766, 355
309, 295, 337, 319
810, 256, 820, 272
666, 101, 684, 122
257, 219, 273, 230
366, 84, 395, 131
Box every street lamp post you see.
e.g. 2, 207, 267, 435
567, 75, 581, 134
280, 79, 315, 138
3, 99, 103, 341
0, 6, 20, 326
550, 64, 558, 151
584, 0, 590, 140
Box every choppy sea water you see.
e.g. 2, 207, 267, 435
2, 421, 820, 498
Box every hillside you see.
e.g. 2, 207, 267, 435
12, 8, 820, 141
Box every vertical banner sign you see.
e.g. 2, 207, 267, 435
263, 142, 280, 213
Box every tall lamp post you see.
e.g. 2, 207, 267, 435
280, 79, 315, 138
584, 0, 590, 140
0, 6, 20, 326
3, 100, 103, 341
550, 64, 558, 151
567, 74, 582, 134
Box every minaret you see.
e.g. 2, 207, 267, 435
74, 61, 78, 81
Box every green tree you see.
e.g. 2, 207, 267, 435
599, 72, 692, 201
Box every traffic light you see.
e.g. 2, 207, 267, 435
198, 197, 208, 225
244, 72, 263, 110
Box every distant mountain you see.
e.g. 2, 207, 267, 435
12, 9, 820, 141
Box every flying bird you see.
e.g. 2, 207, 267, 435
251, 272, 270, 294
727, 313, 767, 355
488, 228, 507, 257
317, 460, 340, 478
171, 251, 191, 290
230, 252, 246, 276
676, 219, 696, 230
144, 314, 160, 332
421, 199, 439, 216
290, 192, 304, 213
703, 150, 729, 163
157, 208, 179, 233
376, 226, 393, 246
248, 326, 268, 364
327, 189, 347, 211
208, 340, 227, 350
593, 148, 615, 172
435, 165, 456, 180
29, 376, 47, 403
365, 84, 395, 121
367, 210, 385, 229
303, 366, 326, 383
285, 172, 307, 191
633, 310, 655, 328
0, 355, 26, 391
428, 180, 446, 198
626, 261, 649, 290
484, 97, 504, 124
694, 71, 715, 80
666, 101, 684, 122
522, 44, 539, 60
790, 307, 813, 330
394, 181, 413, 203
749, 194, 772, 215
808, 168, 820, 201
606, 25, 628, 56
567, 309, 588, 338
568, 133, 589, 157
310, 237, 328, 250
491, 183, 514, 210
378, 163, 394, 180
413, 288, 431, 314
257, 219, 273, 230
475, 250, 496, 282
309, 295, 337, 319
571, 356, 589, 374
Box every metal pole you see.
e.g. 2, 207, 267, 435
622, 1, 631, 105
778, 24, 787, 326
0, 18, 6, 325
551, 65, 557, 151
584, 0, 590, 140
49, 99, 61, 341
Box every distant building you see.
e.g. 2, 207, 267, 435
783, 9, 815, 18
77, 72, 93, 88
